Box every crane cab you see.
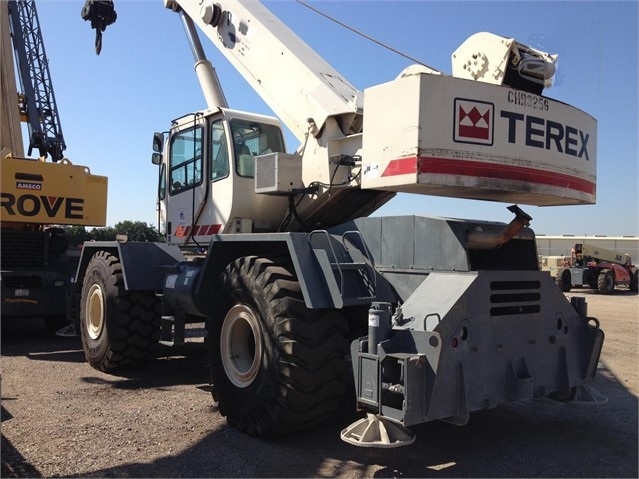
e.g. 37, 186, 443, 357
152, 108, 289, 246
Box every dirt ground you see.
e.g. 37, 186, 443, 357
1, 290, 637, 478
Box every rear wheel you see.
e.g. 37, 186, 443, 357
208, 255, 349, 436
80, 250, 160, 372
597, 269, 615, 295
630, 268, 638, 292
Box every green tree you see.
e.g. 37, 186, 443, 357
113, 221, 161, 242
62, 222, 161, 244
61, 225, 91, 247
89, 226, 116, 241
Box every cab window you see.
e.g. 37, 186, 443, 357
210, 120, 229, 182
169, 126, 203, 194
229, 119, 285, 178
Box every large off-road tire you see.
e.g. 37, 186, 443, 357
555, 269, 572, 292
80, 250, 161, 372
208, 255, 349, 437
597, 269, 615, 295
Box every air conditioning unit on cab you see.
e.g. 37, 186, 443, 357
254, 152, 303, 195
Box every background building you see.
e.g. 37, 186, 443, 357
536, 235, 639, 262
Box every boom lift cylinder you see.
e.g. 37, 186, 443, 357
177, 8, 228, 110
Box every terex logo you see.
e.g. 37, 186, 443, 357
454, 99, 494, 146
0, 193, 84, 219
500, 111, 591, 161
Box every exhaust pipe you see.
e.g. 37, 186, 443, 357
467, 205, 532, 250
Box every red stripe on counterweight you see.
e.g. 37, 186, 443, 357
381, 156, 595, 195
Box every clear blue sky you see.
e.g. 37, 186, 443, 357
30, 0, 638, 235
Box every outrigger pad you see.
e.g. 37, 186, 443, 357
55, 324, 79, 338
340, 413, 416, 448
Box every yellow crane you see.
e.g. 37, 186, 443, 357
1, 0, 107, 330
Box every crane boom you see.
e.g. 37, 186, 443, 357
7, 0, 66, 162
0, 2, 23, 158
167, 0, 364, 144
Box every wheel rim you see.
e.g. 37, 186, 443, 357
85, 284, 105, 340
220, 304, 263, 388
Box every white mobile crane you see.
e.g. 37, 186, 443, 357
71, 0, 604, 446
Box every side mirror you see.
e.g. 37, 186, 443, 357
152, 132, 164, 153
151, 152, 163, 165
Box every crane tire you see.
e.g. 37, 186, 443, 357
208, 255, 349, 437
555, 269, 572, 292
597, 269, 615, 295
80, 250, 160, 372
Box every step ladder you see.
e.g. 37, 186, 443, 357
309, 230, 377, 307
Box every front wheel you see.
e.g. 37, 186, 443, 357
208, 256, 349, 436
79, 250, 160, 372
597, 269, 615, 295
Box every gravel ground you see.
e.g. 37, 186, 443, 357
1, 290, 637, 478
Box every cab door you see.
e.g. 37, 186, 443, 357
165, 119, 207, 245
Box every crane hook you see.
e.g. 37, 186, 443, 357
80, 0, 117, 55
